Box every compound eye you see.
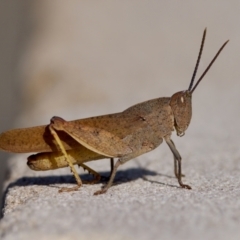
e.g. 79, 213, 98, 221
178, 95, 186, 106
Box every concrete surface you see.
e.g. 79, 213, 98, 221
0, 1, 240, 240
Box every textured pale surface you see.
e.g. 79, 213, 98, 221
1, 1, 240, 240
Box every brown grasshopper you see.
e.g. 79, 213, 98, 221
0, 29, 228, 195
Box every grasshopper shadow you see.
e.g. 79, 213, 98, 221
4, 167, 175, 188
1, 167, 177, 218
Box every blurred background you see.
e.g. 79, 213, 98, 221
0, 1, 239, 211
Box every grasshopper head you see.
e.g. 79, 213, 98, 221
169, 29, 228, 137
170, 90, 192, 136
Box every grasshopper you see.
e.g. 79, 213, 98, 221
0, 29, 228, 195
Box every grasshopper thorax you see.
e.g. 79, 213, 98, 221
170, 90, 192, 136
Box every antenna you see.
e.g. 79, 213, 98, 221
191, 39, 229, 93
188, 28, 207, 91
